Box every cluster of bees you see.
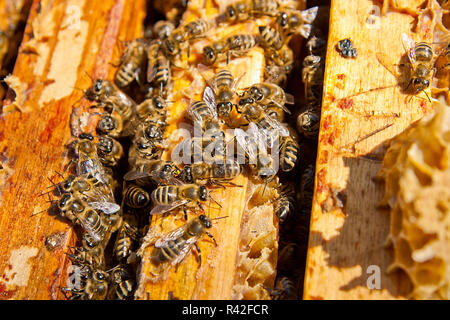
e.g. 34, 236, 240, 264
47, 0, 327, 300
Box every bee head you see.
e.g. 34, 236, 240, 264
248, 86, 263, 101
217, 101, 233, 116
277, 12, 288, 27
58, 193, 72, 209
82, 233, 100, 250
199, 185, 208, 201
225, 5, 236, 20
152, 96, 166, 110
85, 80, 104, 101
199, 214, 212, 228
97, 137, 113, 154
203, 46, 216, 65
62, 175, 76, 191
97, 115, 116, 134
181, 165, 193, 183
412, 78, 430, 91
144, 124, 163, 140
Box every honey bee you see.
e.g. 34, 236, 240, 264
264, 64, 290, 87
114, 38, 147, 88
238, 82, 294, 112
401, 33, 435, 100
71, 133, 107, 183
56, 174, 120, 215
153, 214, 219, 266
266, 276, 298, 300
153, 20, 175, 40
136, 95, 167, 123
200, 68, 241, 119
235, 123, 278, 182
222, 0, 279, 23
147, 51, 171, 94
72, 206, 111, 246
123, 184, 151, 208
162, 19, 211, 57
299, 163, 315, 215
124, 159, 180, 186
306, 35, 327, 57
187, 99, 218, 128
177, 160, 242, 186
236, 102, 290, 148
85, 79, 136, 122
259, 26, 284, 51
66, 246, 105, 269
150, 183, 216, 217
275, 183, 296, 223
275, 6, 319, 39
113, 212, 139, 263
297, 106, 320, 138
96, 110, 133, 138
203, 34, 259, 65
279, 130, 299, 172
268, 44, 294, 71
302, 55, 324, 103
83, 269, 110, 300
107, 266, 135, 300
96, 136, 124, 168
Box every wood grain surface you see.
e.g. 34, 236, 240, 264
303, 0, 439, 300
0, 0, 145, 300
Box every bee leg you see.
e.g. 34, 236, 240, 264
197, 201, 205, 214
194, 243, 202, 266
205, 231, 217, 246
226, 51, 230, 65
183, 205, 188, 221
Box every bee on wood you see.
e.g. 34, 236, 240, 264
177, 160, 242, 187
123, 184, 151, 209
69, 269, 110, 300
275, 6, 318, 39
153, 214, 220, 266
235, 123, 278, 183
401, 33, 435, 100
162, 19, 211, 57
236, 102, 290, 148
107, 266, 135, 300
96, 112, 126, 138
266, 276, 298, 300
96, 136, 124, 168
85, 79, 136, 123
275, 183, 296, 223
297, 106, 320, 138
221, 0, 279, 23
66, 246, 105, 269
113, 212, 139, 263
72, 206, 111, 246
203, 34, 259, 65
124, 159, 180, 186
70, 133, 107, 183
302, 54, 324, 103
114, 38, 147, 88
150, 183, 218, 218
199, 67, 242, 120
238, 82, 294, 112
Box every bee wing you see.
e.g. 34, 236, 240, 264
123, 169, 151, 181
88, 201, 121, 214
259, 112, 290, 148
72, 212, 103, 243
150, 200, 189, 215
154, 224, 188, 248
197, 63, 216, 89
298, 24, 313, 39
235, 125, 259, 163
402, 32, 416, 64
232, 71, 246, 91
301, 6, 319, 24
203, 86, 218, 115
171, 236, 202, 266
147, 61, 157, 83
285, 93, 295, 105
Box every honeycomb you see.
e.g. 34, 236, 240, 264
378, 100, 450, 300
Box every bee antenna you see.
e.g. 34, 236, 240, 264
209, 195, 222, 208
211, 215, 228, 221
84, 70, 94, 83
423, 90, 431, 103
54, 170, 65, 179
